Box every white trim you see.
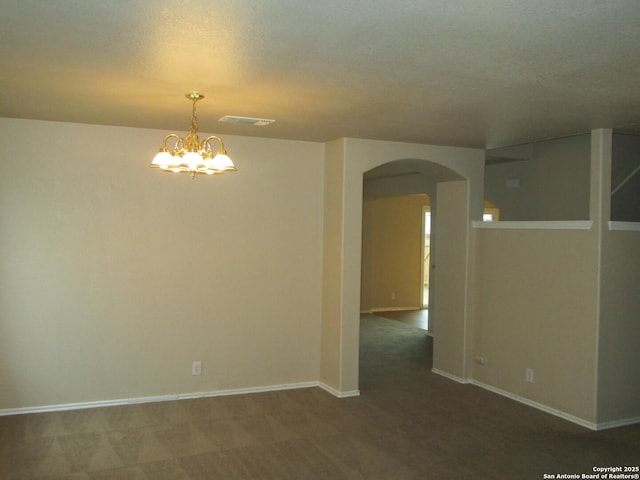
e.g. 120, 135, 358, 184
3, 379, 637, 430
319, 382, 360, 398
126, 394, 179, 405
470, 379, 597, 430
608, 221, 640, 231
431, 368, 471, 384
370, 306, 421, 313
0, 381, 321, 417
177, 382, 320, 400
432, 372, 640, 431
472, 220, 593, 230
595, 416, 640, 431
0, 398, 133, 416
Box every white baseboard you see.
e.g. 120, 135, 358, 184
0, 381, 321, 417
125, 394, 180, 405
370, 307, 421, 312
319, 382, 360, 398
177, 382, 319, 400
0, 398, 135, 416
592, 416, 640, 431
0, 380, 364, 417
4, 378, 637, 431
470, 379, 597, 430
431, 368, 471, 384
431, 372, 640, 431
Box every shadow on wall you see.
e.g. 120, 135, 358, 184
611, 133, 640, 222
485, 134, 591, 221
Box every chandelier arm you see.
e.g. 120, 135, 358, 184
203, 135, 225, 153
162, 133, 183, 152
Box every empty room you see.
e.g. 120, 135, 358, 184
1, 1, 639, 478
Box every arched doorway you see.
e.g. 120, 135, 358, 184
360, 159, 465, 372
320, 138, 484, 396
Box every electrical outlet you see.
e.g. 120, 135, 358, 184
391, 292, 396, 300
526, 368, 534, 383
192, 361, 202, 376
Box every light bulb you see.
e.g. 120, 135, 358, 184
151, 151, 173, 167
183, 152, 202, 169
208, 153, 235, 171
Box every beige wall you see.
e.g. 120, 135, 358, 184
363, 172, 436, 199
598, 229, 640, 423
595, 130, 640, 424
360, 195, 429, 312
0, 118, 324, 410
432, 180, 471, 379
472, 227, 599, 422
485, 134, 591, 221
472, 129, 640, 427
320, 139, 346, 392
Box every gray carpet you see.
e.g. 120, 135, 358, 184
359, 313, 432, 390
1, 314, 638, 479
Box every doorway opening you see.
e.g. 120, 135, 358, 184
421, 207, 431, 310
360, 193, 430, 332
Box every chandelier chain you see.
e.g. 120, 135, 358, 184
190, 97, 199, 133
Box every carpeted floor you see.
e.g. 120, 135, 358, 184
1, 314, 639, 479
372, 309, 429, 331
359, 313, 432, 391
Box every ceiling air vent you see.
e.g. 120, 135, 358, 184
218, 115, 275, 126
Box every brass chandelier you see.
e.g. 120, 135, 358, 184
151, 92, 237, 178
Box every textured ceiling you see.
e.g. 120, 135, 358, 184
1, 0, 639, 149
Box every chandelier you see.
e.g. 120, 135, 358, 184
151, 92, 237, 178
